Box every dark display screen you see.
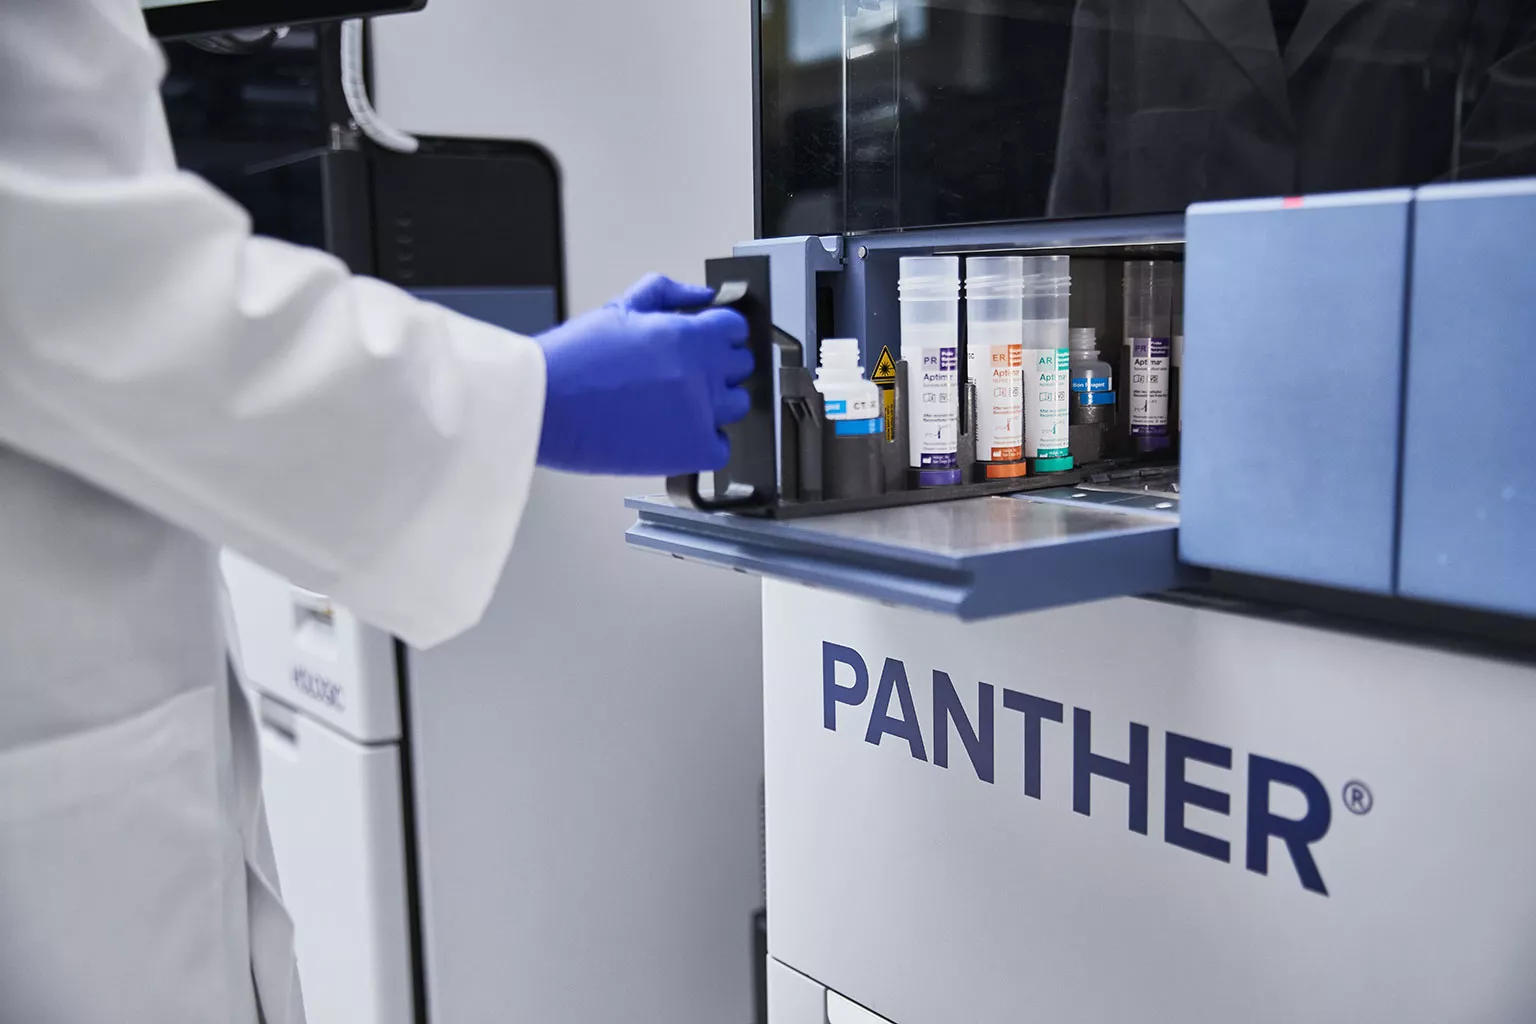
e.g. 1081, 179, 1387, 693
160, 29, 333, 247
758, 0, 1536, 237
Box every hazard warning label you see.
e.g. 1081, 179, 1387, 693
871, 345, 898, 441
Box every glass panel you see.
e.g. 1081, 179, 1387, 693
760, 0, 845, 237
162, 30, 332, 245
843, 0, 1075, 232
758, 0, 1536, 236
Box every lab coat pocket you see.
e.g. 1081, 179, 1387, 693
1109, 108, 1214, 212
0, 686, 246, 1024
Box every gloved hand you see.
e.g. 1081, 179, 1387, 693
534, 274, 753, 475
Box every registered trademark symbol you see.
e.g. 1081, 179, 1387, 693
1342, 780, 1374, 815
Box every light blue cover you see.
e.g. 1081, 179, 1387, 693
1399, 178, 1536, 618
1180, 190, 1412, 594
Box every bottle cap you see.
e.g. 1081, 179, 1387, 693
1124, 260, 1174, 329
1023, 254, 1071, 285
1022, 255, 1070, 318
899, 256, 961, 304
917, 468, 964, 487
819, 337, 862, 370
964, 256, 1026, 300
984, 461, 1029, 480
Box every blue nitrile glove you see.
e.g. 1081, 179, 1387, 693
534, 274, 754, 475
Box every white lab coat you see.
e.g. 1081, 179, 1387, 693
0, 0, 547, 1020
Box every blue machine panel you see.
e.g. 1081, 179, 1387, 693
733, 236, 843, 348
626, 493, 1191, 621
1399, 180, 1536, 618
1180, 190, 1412, 594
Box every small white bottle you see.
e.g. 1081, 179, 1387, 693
898, 256, 962, 487
1069, 326, 1116, 463
1069, 327, 1115, 406
813, 337, 883, 436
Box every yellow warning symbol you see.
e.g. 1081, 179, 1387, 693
882, 387, 897, 442
871, 345, 897, 384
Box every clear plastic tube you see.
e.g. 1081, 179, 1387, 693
899, 256, 962, 486
340, 19, 419, 154
1021, 255, 1072, 472
965, 256, 1026, 471
1124, 261, 1174, 453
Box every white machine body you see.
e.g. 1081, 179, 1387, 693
763, 579, 1536, 1024
223, 551, 414, 1024
223, 551, 401, 742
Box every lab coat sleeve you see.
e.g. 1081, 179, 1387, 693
0, 0, 546, 649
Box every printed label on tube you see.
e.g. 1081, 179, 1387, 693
968, 324, 1024, 463
824, 396, 880, 420
911, 340, 958, 469
833, 418, 884, 436
1024, 345, 1070, 461
1130, 337, 1171, 436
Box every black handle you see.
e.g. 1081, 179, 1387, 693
675, 280, 748, 317
666, 279, 764, 511
664, 472, 755, 511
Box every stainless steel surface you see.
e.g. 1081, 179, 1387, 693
1022, 486, 1180, 516
1024, 487, 1144, 507
1083, 479, 1181, 498
1108, 493, 1180, 512
1025, 467, 1181, 516
773, 496, 1171, 558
